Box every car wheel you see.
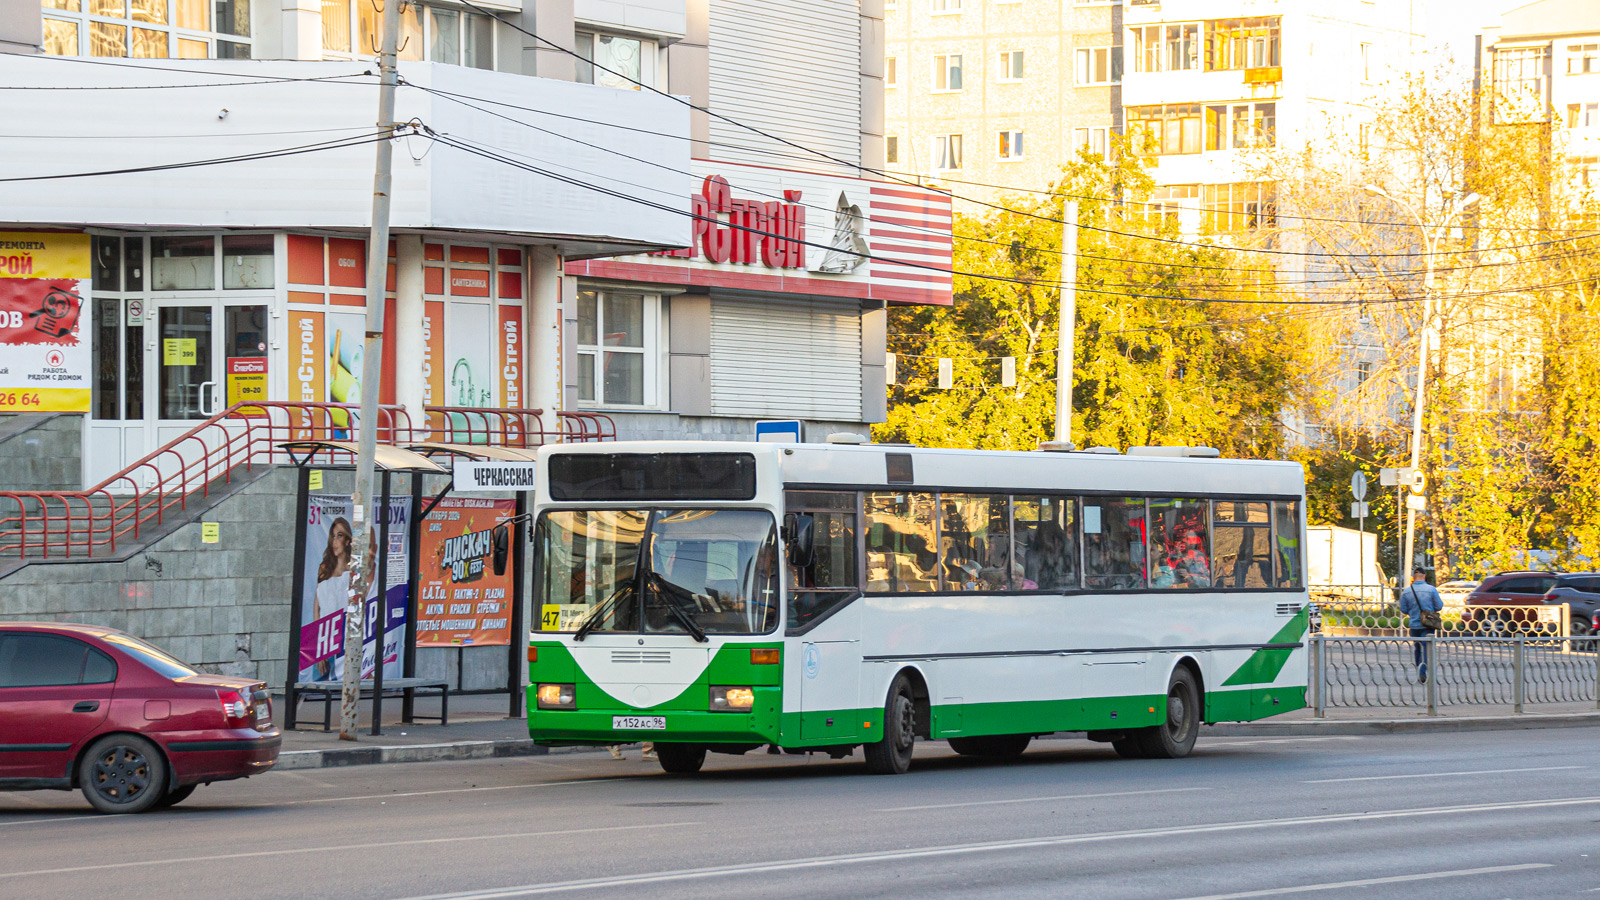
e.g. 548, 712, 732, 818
654, 744, 706, 774
1134, 667, 1201, 760
863, 675, 917, 775
154, 784, 196, 809
947, 735, 1031, 759
79, 735, 167, 814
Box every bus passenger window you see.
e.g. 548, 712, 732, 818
1013, 496, 1078, 590
864, 492, 938, 592
1083, 498, 1147, 591
1150, 499, 1211, 589
1212, 501, 1270, 588
1273, 500, 1304, 588
939, 494, 1010, 591
784, 491, 860, 631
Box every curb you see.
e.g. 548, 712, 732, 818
273, 714, 1600, 770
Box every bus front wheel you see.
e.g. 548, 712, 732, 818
864, 676, 917, 775
1134, 667, 1200, 759
655, 744, 707, 774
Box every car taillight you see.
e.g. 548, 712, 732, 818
218, 688, 248, 721
1544, 591, 1558, 602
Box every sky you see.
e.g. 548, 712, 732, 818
1423, 0, 1517, 65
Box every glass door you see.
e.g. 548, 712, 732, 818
157, 305, 215, 421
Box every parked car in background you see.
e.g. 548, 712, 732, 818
0, 623, 278, 813
1437, 580, 1479, 607
1545, 574, 1600, 637
1460, 572, 1558, 633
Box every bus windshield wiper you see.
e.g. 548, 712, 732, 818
573, 583, 632, 642
648, 574, 709, 643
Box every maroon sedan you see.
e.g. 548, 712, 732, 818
0, 622, 279, 813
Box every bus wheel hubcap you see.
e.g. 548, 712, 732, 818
1168, 691, 1188, 741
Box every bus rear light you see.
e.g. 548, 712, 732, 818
710, 686, 755, 711
536, 683, 575, 710
749, 648, 780, 665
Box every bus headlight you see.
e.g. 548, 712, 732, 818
536, 683, 576, 710
710, 686, 755, 712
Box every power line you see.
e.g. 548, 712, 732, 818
0, 130, 394, 183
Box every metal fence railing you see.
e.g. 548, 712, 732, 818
1309, 635, 1600, 715
1312, 594, 1572, 639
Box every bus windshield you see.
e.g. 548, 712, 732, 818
535, 509, 780, 636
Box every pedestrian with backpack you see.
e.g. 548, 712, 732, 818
1399, 568, 1444, 683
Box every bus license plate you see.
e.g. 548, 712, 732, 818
613, 715, 666, 730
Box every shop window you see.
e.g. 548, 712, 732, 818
1013, 496, 1078, 590
151, 236, 215, 291
222, 234, 273, 290
44, 0, 252, 57
1082, 498, 1147, 590
865, 492, 937, 592
576, 289, 657, 407
576, 30, 654, 89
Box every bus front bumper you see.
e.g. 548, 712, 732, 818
530, 705, 781, 746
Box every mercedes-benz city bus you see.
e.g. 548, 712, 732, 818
525, 442, 1309, 774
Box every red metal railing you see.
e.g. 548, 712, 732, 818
0, 402, 615, 561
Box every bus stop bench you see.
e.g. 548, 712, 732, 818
291, 678, 449, 732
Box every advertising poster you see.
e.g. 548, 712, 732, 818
417, 497, 516, 646
0, 232, 92, 412
444, 302, 493, 407
297, 493, 412, 683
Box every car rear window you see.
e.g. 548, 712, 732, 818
101, 633, 198, 679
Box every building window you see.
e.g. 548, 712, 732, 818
1569, 102, 1600, 127
576, 289, 657, 407
999, 49, 1024, 81
1569, 43, 1597, 74
931, 0, 962, 12
1204, 182, 1277, 232
1205, 17, 1281, 71
1130, 104, 1202, 155
1355, 360, 1372, 387
933, 53, 963, 91
1130, 184, 1197, 229
1073, 126, 1109, 158
886, 135, 899, 164
1360, 42, 1373, 83
1495, 46, 1548, 104
1358, 122, 1371, 155
1203, 102, 1274, 150
575, 31, 655, 89
1133, 23, 1198, 72
998, 130, 1024, 160
319, 0, 492, 67
42, 0, 251, 58
886, 55, 898, 87
1076, 47, 1117, 84
934, 133, 963, 170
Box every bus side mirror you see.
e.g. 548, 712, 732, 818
491, 524, 510, 577
783, 513, 815, 569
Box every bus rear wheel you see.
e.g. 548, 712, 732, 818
864, 676, 917, 775
654, 744, 707, 774
1135, 667, 1200, 759
947, 735, 1031, 759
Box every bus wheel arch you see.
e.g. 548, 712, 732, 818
1174, 656, 1206, 725
894, 666, 933, 740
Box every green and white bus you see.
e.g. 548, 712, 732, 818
526, 441, 1309, 774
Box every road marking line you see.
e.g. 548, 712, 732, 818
1165, 864, 1552, 900
0, 822, 696, 880
281, 776, 634, 804
1202, 737, 1364, 747
879, 787, 1212, 812
1304, 765, 1582, 784
381, 796, 1600, 900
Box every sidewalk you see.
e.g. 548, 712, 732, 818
267, 692, 1600, 771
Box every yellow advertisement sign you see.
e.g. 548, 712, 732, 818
227, 356, 268, 415
163, 338, 197, 366
0, 232, 91, 412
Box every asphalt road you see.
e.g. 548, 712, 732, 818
4, 728, 1600, 900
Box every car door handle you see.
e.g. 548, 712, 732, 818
72, 701, 100, 713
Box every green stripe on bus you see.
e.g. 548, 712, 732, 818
1220, 607, 1309, 687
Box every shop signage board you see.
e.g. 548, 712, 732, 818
296, 494, 412, 683
567, 159, 954, 307
453, 459, 537, 492
0, 231, 92, 412
416, 497, 517, 646
755, 420, 803, 442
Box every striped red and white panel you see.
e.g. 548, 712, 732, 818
868, 184, 954, 306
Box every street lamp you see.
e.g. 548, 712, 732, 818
1361, 184, 1480, 578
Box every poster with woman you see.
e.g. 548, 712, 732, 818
297, 493, 411, 683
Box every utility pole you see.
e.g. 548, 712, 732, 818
340, 0, 403, 741
1054, 199, 1078, 446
